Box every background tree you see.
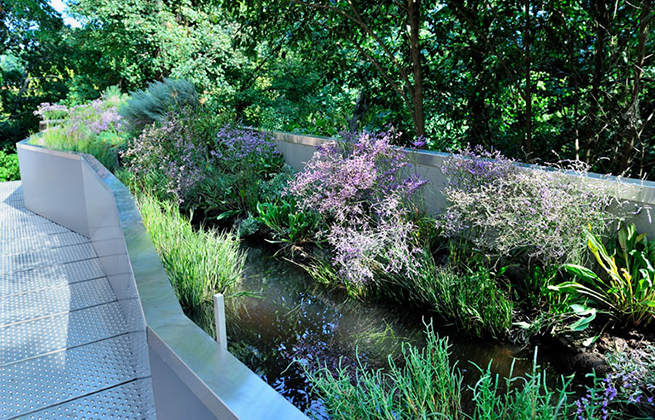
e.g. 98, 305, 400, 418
0, 0, 69, 147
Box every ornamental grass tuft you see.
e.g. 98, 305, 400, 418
136, 193, 246, 309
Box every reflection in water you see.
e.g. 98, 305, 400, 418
188, 244, 563, 416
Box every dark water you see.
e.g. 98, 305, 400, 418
189, 244, 570, 417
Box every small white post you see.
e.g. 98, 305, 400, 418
213, 293, 227, 350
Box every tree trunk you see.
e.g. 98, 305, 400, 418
619, 0, 650, 173
583, 0, 608, 162
407, 0, 425, 138
348, 91, 370, 133
523, 0, 532, 160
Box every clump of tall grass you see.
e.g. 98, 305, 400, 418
470, 356, 572, 419
308, 323, 578, 420
119, 78, 199, 132
380, 250, 513, 339
136, 193, 246, 309
308, 323, 463, 419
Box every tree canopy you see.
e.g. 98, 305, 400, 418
2, 0, 654, 178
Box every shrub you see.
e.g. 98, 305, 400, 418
124, 118, 286, 219
189, 126, 287, 219
122, 109, 210, 203
0, 150, 20, 181
136, 193, 245, 309
574, 366, 655, 420
119, 78, 199, 131
288, 129, 426, 291
439, 146, 622, 267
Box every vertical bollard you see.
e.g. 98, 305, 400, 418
213, 293, 227, 350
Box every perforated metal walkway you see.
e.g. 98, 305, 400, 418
0, 181, 155, 419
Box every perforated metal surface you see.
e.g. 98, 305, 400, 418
0, 259, 105, 297
0, 334, 141, 418
0, 181, 155, 419
1, 242, 97, 274
22, 379, 156, 420
0, 231, 89, 256
0, 222, 70, 240
0, 277, 117, 325
0, 302, 129, 365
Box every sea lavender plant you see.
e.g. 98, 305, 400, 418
122, 110, 208, 203
33, 102, 68, 120
439, 146, 622, 266
288, 129, 426, 292
211, 126, 284, 176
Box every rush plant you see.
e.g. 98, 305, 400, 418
136, 193, 246, 309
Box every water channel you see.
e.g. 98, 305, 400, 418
189, 243, 574, 417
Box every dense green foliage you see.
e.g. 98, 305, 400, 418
4, 0, 654, 177
0, 149, 19, 181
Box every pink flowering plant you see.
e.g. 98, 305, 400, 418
438, 146, 621, 267
288, 129, 427, 294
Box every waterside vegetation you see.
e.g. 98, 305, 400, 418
28, 79, 655, 419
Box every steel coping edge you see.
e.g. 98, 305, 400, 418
15, 139, 308, 420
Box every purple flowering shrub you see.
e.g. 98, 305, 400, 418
211, 126, 284, 176
123, 114, 286, 218
575, 357, 655, 420
439, 146, 620, 266
192, 126, 287, 218
34, 89, 125, 142
122, 111, 208, 203
288, 129, 426, 292
33, 102, 68, 120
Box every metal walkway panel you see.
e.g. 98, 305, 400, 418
0, 277, 117, 326
0, 231, 89, 256
0, 181, 155, 419
0, 334, 143, 418
21, 379, 156, 420
0, 243, 97, 274
0, 301, 129, 365
0, 210, 54, 228
0, 259, 105, 297
0, 222, 70, 240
